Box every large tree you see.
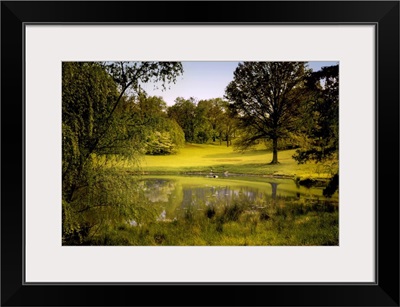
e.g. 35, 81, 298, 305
225, 62, 308, 164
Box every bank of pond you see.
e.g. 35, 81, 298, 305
74, 174, 338, 246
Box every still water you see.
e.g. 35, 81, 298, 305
138, 175, 338, 221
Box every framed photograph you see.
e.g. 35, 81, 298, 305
1, 1, 399, 306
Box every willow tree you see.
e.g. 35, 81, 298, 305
62, 61, 183, 244
225, 62, 308, 164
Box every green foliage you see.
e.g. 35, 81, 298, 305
61, 59, 340, 245
167, 97, 238, 145
225, 62, 309, 163
199, 98, 238, 146
62, 156, 158, 245
165, 119, 186, 149
62, 62, 124, 201
127, 94, 185, 155
145, 131, 177, 155
167, 97, 197, 142
193, 99, 213, 143
62, 61, 183, 244
293, 64, 339, 164
103, 61, 183, 93
292, 64, 339, 196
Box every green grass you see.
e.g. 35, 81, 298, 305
123, 143, 337, 180
87, 197, 339, 246
82, 143, 339, 246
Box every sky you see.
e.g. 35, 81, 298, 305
140, 61, 338, 106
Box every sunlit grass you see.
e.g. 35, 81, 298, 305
116, 143, 337, 180
84, 143, 339, 246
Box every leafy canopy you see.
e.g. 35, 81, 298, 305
225, 62, 309, 163
62, 61, 183, 244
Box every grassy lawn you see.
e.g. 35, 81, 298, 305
86, 143, 339, 246
135, 143, 337, 180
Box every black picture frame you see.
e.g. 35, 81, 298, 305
1, 1, 399, 306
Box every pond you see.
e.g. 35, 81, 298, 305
138, 174, 338, 223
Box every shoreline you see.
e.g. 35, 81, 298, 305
124, 170, 331, 187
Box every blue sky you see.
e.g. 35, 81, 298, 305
140, 61, 338, 106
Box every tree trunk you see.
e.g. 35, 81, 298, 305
271, 137, 278, 164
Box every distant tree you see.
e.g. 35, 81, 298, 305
161, 119, 185, 152
195, 98, 238, 146
167, 97, 197, 142
205, 99, 225, 142
194, 99, 214, 143
225, 62, 308, 163
129, 94, 185, 154
293, 64, 339, 196
220, 100, 239, 147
